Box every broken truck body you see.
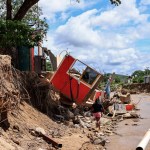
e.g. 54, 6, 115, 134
50, 55, 103, 104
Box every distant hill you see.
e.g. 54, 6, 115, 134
106, 73, 128, 82
115, 73, 128, 82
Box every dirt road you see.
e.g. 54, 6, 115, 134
106, 94, 150, 150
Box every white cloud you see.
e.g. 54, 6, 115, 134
42, 0, 150, 74
39, 0, 98, 20
140, 0, 150, 5
91, 0, 148, 28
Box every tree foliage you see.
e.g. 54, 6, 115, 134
110, 0, 121, 6
46, 61, 53, 71
0, 0, 48, 48
131, 69, 150, 83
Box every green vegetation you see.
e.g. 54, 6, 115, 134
99, 73, 127, 91
0, 0, 48, 48
99, 69, 150, 90
46, 61, 53, 71
0, 20, 47, 47
132, 69, 150, 83
0, 0, 48, 66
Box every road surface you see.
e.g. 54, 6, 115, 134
106, 94, 150, 150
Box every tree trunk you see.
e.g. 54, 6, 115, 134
6, 0, 12, 20
13, 0, 39, 20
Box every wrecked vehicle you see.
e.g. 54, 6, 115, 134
50, 54, 103, 105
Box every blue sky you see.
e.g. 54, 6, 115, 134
39, 0, 150, 75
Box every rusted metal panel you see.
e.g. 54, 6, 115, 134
50, 55, 103, 104
30, 47, 34, 71
35, 131, 62, 148
90, 89, 102, 101
34, 56, 46, 74
18, 46, 30, 71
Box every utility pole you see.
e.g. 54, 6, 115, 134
146, 67, 149, 76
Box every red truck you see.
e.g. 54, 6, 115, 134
50, 54, 103, 105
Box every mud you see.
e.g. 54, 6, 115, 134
106, 94, 150, 150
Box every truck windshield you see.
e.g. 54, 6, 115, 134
69, 60, 99, 85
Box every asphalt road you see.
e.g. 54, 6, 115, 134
106, 94, 150, 150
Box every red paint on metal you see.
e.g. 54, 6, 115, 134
94, 90, 101, 101
125, 104, 134, 111
50, 55, 90, 104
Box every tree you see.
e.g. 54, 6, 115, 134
0, 0, 48, 46
0, 0, 48, 66
132, 70, 145, 77
131, 70, 148, 83
114, 76, 121, 83
46, 61, 53, 71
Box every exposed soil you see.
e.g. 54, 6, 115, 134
2, 93, 150, 150
0, 100, 105, 150
123, 83, 150, 93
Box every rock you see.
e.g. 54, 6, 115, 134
85, 123, 91, 128
66, 109, 74, 120
123, 112, 139, 118
13, 124, 20, 132
29, 130, 37, 136
35, 127, 46, 135
11, 112, 18, 118
123, 113, 132, 118
11, 138, 20, 145
74, 124, 80, 128
84, 111, 91, 117
55, 115, 64, 121
73, 108, 80, 116
104, 129, 112, 134
73, 117, 80, 124
108, 105, 114, 114
106, 139, 110, 143
87, 133, 94, 139
130, 112, 139, 118
93, 138, 106, 146
100, 117, 111, 125
78, 118, 87, 128
52, 130, 59, 137
132, 118, 139, 122
132, 123, 138, 126
95, 132, 104, 137
64, 121, 74, 127
116, 115, 123, 121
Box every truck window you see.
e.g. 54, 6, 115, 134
69, 60, 99, 85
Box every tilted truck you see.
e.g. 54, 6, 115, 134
50, 54, 103, 105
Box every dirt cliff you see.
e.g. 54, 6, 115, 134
123, 83, 150, 93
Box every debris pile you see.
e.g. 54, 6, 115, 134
23, 72, 61, 117
0, 54, 141, 150
16, 69, 140, 149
